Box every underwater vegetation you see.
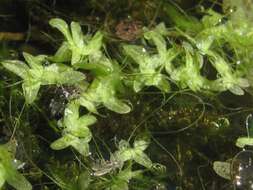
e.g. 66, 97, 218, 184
1, 0, 253, 189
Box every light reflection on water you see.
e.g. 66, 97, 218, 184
232, 150, 253, 190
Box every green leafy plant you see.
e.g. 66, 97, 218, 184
0, 141, 32, 190
112, 138, 153, 169
49, 18, 103, 65
2, 53, 85, 104
1, 2, 253, 188
50, 100, 96, 156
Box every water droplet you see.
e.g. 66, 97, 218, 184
237, 60, 241, 65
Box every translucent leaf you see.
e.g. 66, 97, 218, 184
23, 52, 44, 71
71, 49, 82, 65
133, 80, 145, 92
50, 134, 74, 150
103, 97, 131, 114
51, 133, 91, 156
134, 152, 153, 169
83, 31, 103, 56
196, 36, 214, 54
148, 74, 170, 92
236, 137, 253, 148
6, 169, 32, 190
237, 78, 250, 88
67, 124, 92, 139
42, 63, 85, 85
22, 80, 41, 104
79, 97, 98, 114
123, 45, 147, 65
75, 62, 111, 76
1, 60, 29, 79
144, 26, 167, 57
49, 18, 73, 43
134, 140, 149, 151
0, 145, 32, 190
50, 42, 71, 62
118, 140, 129, 150
229, 85, 244, 95
71, 21, 84, 49
60, 70, 85, 84
78, 114, 97, 127
164, 48, 178, 74
71, 137, 90, 156
213, 161, 231, 180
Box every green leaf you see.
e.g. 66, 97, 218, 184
1, 60, 29, 79
71, 22, 84, 49
22, 80, 41, 104
50, 18, 73, 43
229, 85, 244, 95
71, 50, 83, 65
71, 137, 91, 156
50, 134, 74, 150
69, 115, 96, 137
134, 139, 149, 152
23, 52, 45, 71
50, 42, 71, 63
42, 63, 86, 85
82, 31, 103, 56
213, 161, 231, 180
133, 152, 153, 169
103, 97, 131, 114
79, 97, 98, 114
50, 134, 91, 156
0, 144, 32, 190
113, 139, 153, 168
123, 45, 147, 66
236, 137, 253, 148
5, 169, 33, 190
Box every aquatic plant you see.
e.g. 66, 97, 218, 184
0, 141, 32, 190
1, 0, 253, 189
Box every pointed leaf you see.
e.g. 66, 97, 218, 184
50, 42, 71, 62
71, 21, 84, 49
6, 169, 32, 190
79, 97, 98, 114
23, 52, 44, 71
83, 31, 103, 55
134, 140, 149, 151
2, 60, 29, 79
229, 85, 244, 95
134, 152, 153, 168
103, 97, 131, 114
71, 50, 82, 65
22, 80, 41, 104
50, 134, 74, 150
49, 18, 73, 43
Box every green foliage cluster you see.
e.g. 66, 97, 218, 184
1, 0, 253, 189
